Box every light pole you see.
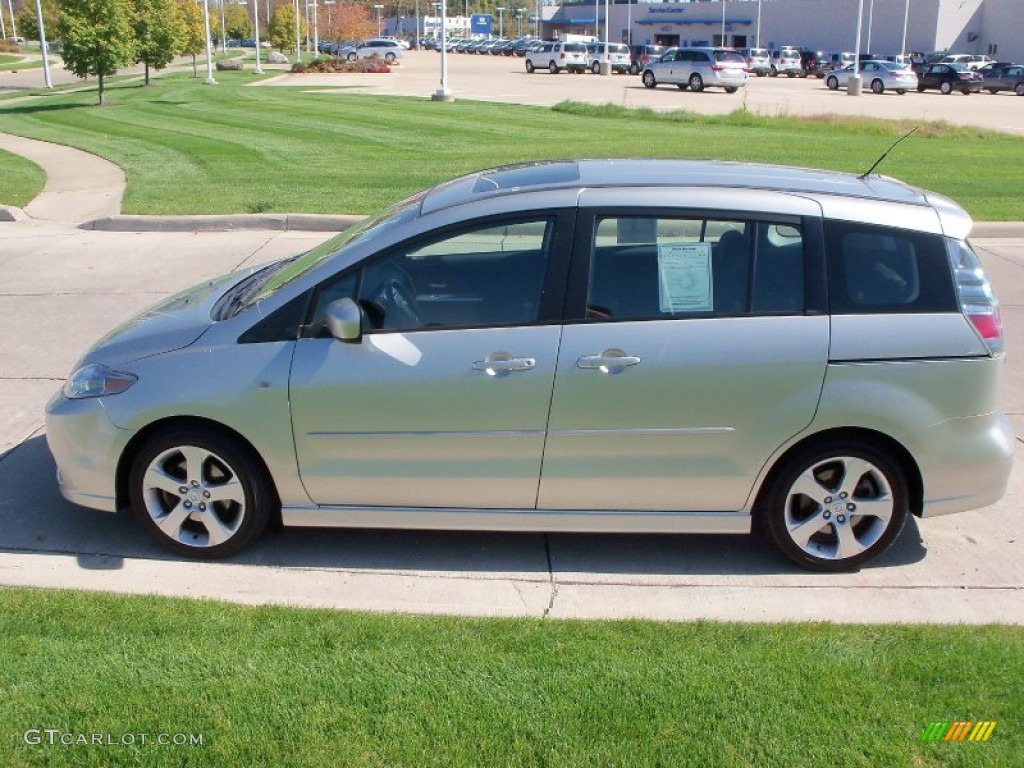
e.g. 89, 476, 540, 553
850, 0, 864, 96
33, 0, 51, 88
325, 0, 335, 50
293, 0, 300, 63
238, 0, 263, 73
495, 6, 504, 38
516, 8, 522, 39
202, 0, 217, 84
900, 0, 910, 62
626, 0, 631, 46
431, 0, 452, 100
375, 3, 384, 36
755, 0, 761, 48
866, 0, 875, 54
312, 0, 319, 54
7, 0, 17, 43
720, 0, 726, 47
220, 0, 227, 52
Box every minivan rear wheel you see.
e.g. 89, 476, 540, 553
761, 440, 909, 572
688, 73, 704, 92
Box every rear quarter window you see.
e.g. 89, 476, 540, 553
824, 221, 957, 314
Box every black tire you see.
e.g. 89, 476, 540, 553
986, 88, 999, 94
676, 83, 687, 90
759, 440, 909, 572
642, 70, 656, 89
629, 62, 639, 75
769, 66, 778, 77
385, 52, 396, 62
1016, 83, 1024, 96
871, 78, 884, 94
916, 83, 926, 92
549, 61, 559, 74
525, 59, 534, 73
962, 88, 972, 95
940, 81, 953, 94
688, 73, 704, 92
896, 89, 906, 95
826, 76, 838, 90
346, 52, 357, 62
129, 426, 275, 559
592, 61, 600, 74
724, 86, 738, 93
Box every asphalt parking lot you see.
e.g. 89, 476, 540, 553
267, 50, 1024, 136
1, 53, 1022, 623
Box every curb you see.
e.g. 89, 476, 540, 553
78, 213, 364, 232
970, 222, 1024, 239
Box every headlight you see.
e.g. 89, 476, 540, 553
63, 363, 138, 399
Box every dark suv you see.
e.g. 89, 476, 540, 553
629, 44, 665, 75
799, 49, 827, 78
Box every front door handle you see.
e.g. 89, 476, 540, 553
577, 349, 641, 374
473, 353, 536, 377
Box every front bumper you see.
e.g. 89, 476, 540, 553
45, 389, 134, 513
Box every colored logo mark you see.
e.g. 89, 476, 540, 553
921, 721, 997, 742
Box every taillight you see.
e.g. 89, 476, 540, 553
949, 239, 1004, 355
711, 64, 724, 71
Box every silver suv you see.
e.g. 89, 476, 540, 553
525, 41, 587, 74
641, 47, 748, 92
586, 42, 631, 74
47, 160, 1012, 571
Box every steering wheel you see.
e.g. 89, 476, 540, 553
370, 265, 421, 329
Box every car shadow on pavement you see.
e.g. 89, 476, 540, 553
1, 434, 927, 579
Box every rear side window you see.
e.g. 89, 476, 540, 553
716, 51, 745, 64
824, 221, 957, 314
586, 216, 805, 321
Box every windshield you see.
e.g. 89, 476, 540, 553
236, 191, 425, 312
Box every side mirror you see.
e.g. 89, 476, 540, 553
324, 298, 364, 343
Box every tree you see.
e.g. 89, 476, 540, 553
225, 2, 250, 41
176, 0, 207, 77
57, 0, 136, 105
133, 0, 185, 85
16, 0, 60, 43
267, 3, 303, 55
325, 3, 373, 47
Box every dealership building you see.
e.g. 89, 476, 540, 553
541, 0, 1024, 62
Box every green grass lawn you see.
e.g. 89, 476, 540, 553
0, 148, 45, 207
0, 70, 1021, 218
0, 588, 1020, 767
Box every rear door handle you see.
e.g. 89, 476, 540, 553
577, 349, 641, 374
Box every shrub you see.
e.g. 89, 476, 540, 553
0, 39, 21, 53
290, 57, 393, 74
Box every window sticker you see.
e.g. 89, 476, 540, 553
658, 242, 713, 313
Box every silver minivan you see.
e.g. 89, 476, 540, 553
46, 160, 1013, 571
641, 47, 748, 92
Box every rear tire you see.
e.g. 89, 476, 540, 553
549, 61, 559, 74
592, 61, 600, 74
724, 86, 738, 93
760, 440, 909, 572
688, 73, 704, 92
1016, 83, 1024, 96
525, 59, 534, 73
871, 78, 884, 94
917, 83, 926, 92
940, 81, 953, 94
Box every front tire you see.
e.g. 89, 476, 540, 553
940, 81, 953, 94
549, 61, 559, 74
346, 52, 357, 62
871, 78, 884, 94
826, 75, 838, 90
642, 70, 656, 89
525, 59, 535, 73
129, 427, 275, 559
385, 52, 396, 62
1016, 83, 1024, 96
592, 61, 600, 74
760, 440, 909, 572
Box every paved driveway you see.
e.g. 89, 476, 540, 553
0, 222, 1021, 623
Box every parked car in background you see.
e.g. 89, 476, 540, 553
940, 53, 994, 71
345, 39, 404, 61
526, 41, 587, 74
586, 42, 631, 74
824, 52, 857, 72
916, 63, 982, 94
980, 63, 1024, 94
629, 44, 666, 75
46, 159, 1012, 572
739, 47, 771, 76
799, 49, 827, 77
642, 47, 747, 92
769, 46, 802, 77
824, 60, 917, 94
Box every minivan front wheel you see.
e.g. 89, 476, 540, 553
761, 441, 909, 572
642, 70, 656, 88
129, 427, 274, 558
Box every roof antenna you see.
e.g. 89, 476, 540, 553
859, 126, 920, 179
856, 126, 921, 180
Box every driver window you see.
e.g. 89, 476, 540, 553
320, 218, 553, 333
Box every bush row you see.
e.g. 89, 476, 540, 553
291, 58, 393, 74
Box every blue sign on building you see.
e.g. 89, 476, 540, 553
470, 14, 493, 35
